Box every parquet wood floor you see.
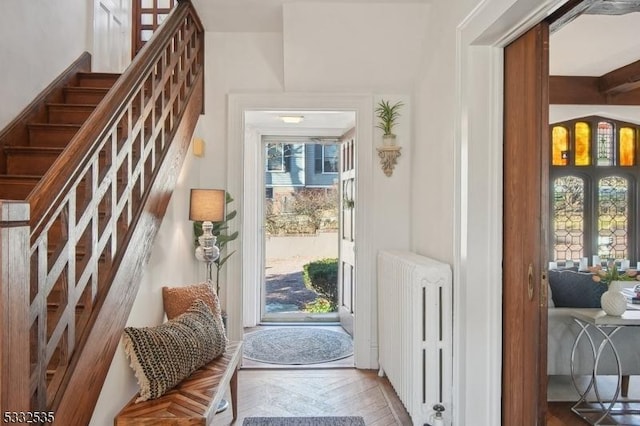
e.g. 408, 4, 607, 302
212, 368, 412, 425
548, 401, 640, 425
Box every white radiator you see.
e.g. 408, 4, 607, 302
377, 250, 452, 426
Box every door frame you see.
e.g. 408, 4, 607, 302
226, 93, 376, 368
454, 0, 565, 424
259, 135, 343, 323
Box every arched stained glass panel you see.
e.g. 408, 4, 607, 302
552, 176, 584, 261
596, 121, 614, 166
620, 127, 636, 166
552, 126, 568, 166
598, 176, 628, 259
574, 122, 591, 166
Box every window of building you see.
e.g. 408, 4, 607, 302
550, 116, 640, 263
322, 144, 339, 173
266, 143, 292, 172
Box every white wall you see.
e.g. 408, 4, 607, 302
90, 148, 202, 425
550, 105, 640, 125
0, 0, 91, 128
283, 3, 428, 92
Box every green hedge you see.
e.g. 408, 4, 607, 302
303, 258, 338, 309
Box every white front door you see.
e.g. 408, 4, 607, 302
93, 0, 130, 72
338, 133, 356, 335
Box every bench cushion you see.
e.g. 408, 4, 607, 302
122, 300, 227, 402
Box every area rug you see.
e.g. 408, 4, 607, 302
243, 417, 365, 425
243, 327, 353, 365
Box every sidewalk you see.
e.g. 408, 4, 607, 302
265, 256, 320, 312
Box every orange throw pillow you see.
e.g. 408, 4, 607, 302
162, 282, 221, 320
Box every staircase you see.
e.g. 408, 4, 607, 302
0, 72, 120, 200
0, 2, 205, 424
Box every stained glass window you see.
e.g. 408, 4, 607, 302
575, 122, 591, 166
549, 116, 640, 264
552, 126, 568, 166
596, 121, 614, 166
620, 127, 636, 166
597, 176, 628, 259
552, 176, 584, 261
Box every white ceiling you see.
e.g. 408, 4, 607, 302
192, 0, 431, 33
245, 110, 356, 137
549, 12, 640, 76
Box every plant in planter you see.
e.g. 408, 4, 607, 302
194, 191, 239, 295
375, 99, 404, 146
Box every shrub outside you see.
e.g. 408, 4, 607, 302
303, 258, 339, 311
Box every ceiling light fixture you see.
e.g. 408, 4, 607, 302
279, 115, 304, 124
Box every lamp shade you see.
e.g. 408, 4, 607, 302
189, 189, 225, 222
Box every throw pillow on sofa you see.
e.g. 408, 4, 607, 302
122, 299, 227, 402
548, 269, 607, 308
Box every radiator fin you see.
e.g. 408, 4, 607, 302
377, 250, 452, 426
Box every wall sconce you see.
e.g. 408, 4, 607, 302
192, 138, 205, 157
376, 145, 401, 177
375, 99, 403, 177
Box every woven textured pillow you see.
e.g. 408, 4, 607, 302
122, 300, 227, 402
162, 282, 221, 320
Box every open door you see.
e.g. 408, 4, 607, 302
338, 130, 356, 336
503, 22, 550, 425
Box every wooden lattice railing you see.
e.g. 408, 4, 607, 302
0, 1, 204, 424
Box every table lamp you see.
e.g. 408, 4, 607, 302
189, 189, 225, 284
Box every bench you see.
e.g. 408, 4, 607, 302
115, 341, 243, 425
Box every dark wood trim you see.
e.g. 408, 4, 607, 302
599, 59, 640, 94
549, 76, 640, 105
0, 201, 30, 417
549, 76, 604, 104
503, 21, 549, 425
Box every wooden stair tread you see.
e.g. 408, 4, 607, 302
63, 87, 110, 105
27, 123, 82, 129
0, 174, 42, 180
75, 72, 121, 88
5, 146, 65, 153
63, 87, 109, 93
0, 175, 41, 199
46, 103, 99, 109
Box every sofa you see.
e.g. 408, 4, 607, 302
547, 269, 640, 378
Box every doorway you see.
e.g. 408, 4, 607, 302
261, 135, 342, 322
242, 110, 357, 334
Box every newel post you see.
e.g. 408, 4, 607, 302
0, 201, 30, 415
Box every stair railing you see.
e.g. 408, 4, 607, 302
0, 1, 204, 423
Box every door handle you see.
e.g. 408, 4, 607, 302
527, 263, 534, 301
